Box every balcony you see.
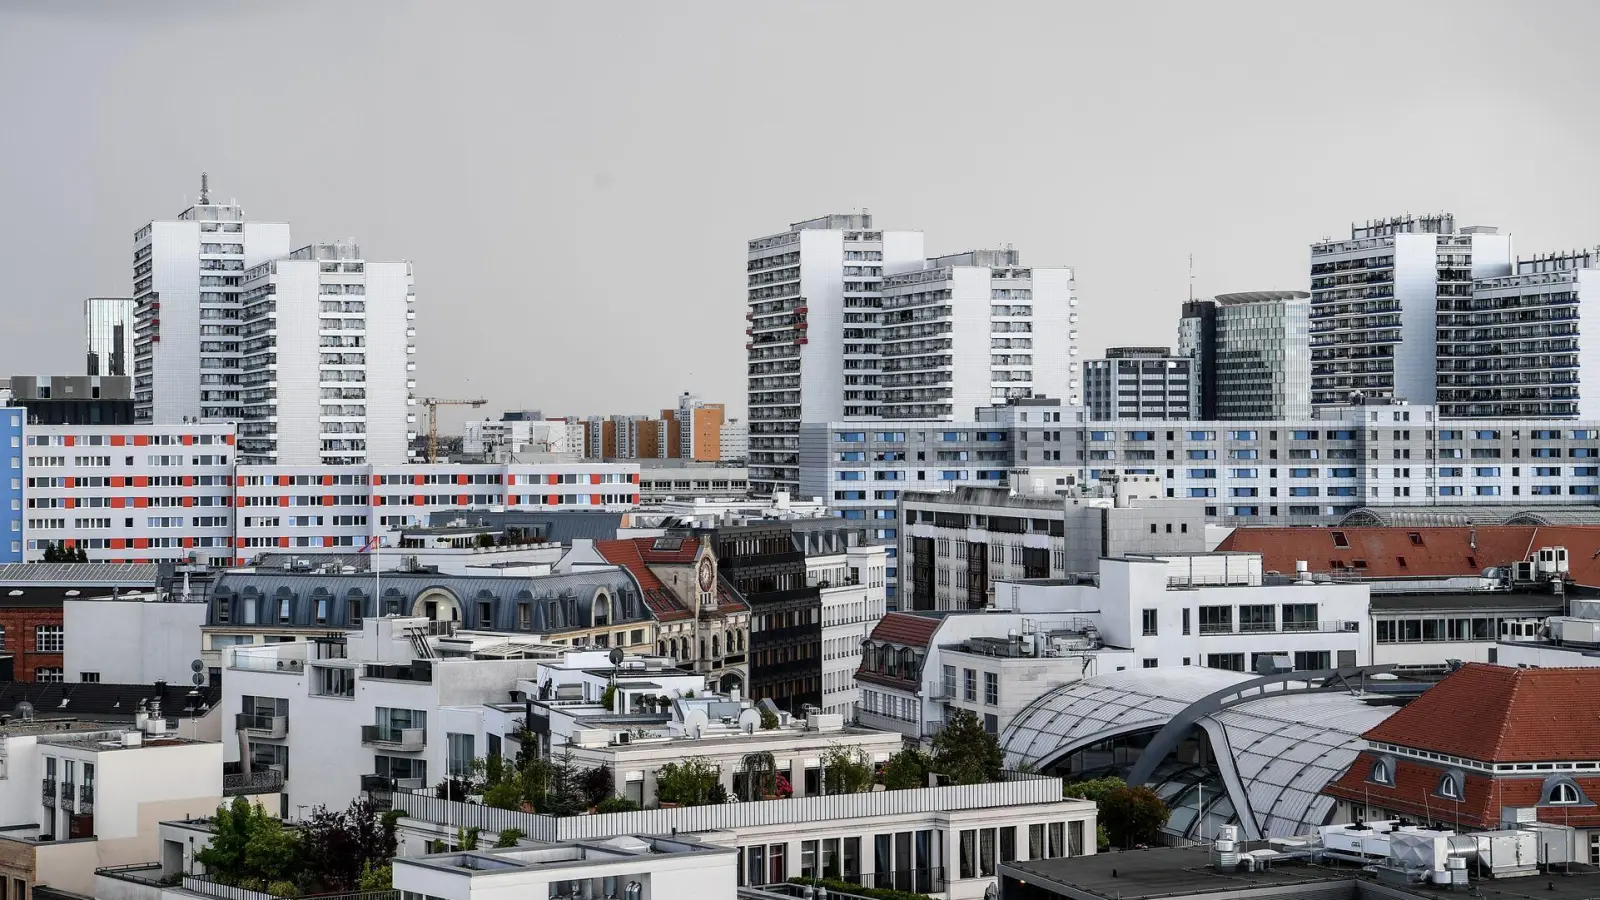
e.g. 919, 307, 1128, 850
361, 726, 426, 751
362, 774, 423, 793
41, 778, 55, 807
1199, 621, 1360, 636
223, 769, 285, 796
61, 783, 76, 805
79, 784, 95, 812
236, 713, 288, 739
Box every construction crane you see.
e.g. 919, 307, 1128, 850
422, 398, 486, 463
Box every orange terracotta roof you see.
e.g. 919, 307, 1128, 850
592, 537, 748, 623
1217, 525, 1600, 585
866, 612, 942, 649
1323, 752, 1600, 829
1360, 663, 1600, 762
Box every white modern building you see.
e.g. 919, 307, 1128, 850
1309, 213, 1512, 408
878, 248, 1078, 421
392, 835, 736, 900
1438, 246, 1600, 418
858, 552, 1371, 741
1179, 291, 1312, 420
132, 175, 293, 425
1083, 347, 1193, 421
463, 415, 582, 461
719, 418, 748, 462
746, 213, 927, 497
386, 775, 1097, 900
63, 594, 209, 685
0, 712, 231, 899
238, 241, 416, 465
898, 479, 1206, 611
809, 541, 887, 718
85, 297, 136, 377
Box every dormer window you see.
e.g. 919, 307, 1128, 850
1437, 774, 1460, 800
1549, 782, 1581, 805
1370, 760, 1392, 786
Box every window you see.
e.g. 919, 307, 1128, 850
1142, 658, 1158, 669
35, 667, 63, 683
1371, 760, 1392, 785
1294, 650, 1330, 671
984, 672, 998, 706
1331, 531, 1349, 548
1198, 606, 1232, 634
1141, 608, 1158, 636
1437, 774, 1461, 800
963, 668, 976, 702
1182, 608, 1191, 635
80, 672, 100, 683
35, 625, 62, 653
1550, 783, 1582, 804
447, 733, 475, 778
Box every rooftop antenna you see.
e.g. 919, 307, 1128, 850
199, 172, 211, 205
1188, 253, 1195, 302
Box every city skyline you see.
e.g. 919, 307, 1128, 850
6, 2, 1600, 425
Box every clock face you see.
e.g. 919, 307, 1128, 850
697, 558, 715, 592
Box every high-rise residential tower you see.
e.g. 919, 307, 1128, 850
1438, 247, 1600, 418
237, 242, 415, 465
84, 297, 135, 376
1179, 291, 1312, 420
746, 214, 925, 497
1308, 214, 1511, 408
877, 248, 1078, 420
132, 175, 292, 424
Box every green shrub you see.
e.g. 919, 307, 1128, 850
789, 877, 934, 900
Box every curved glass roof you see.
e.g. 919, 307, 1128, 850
1002, 668, 1400, 839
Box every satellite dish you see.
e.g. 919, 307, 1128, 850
608, 648, 624, 666
683, 709, 709, 739
737, 708, 762, 734
192, 673, 206, 686
190, 659, 205, 673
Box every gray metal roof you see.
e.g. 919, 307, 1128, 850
423, 510, 624, 544
209, 567, 648, 635
0, 563, 160, 587
1001, 667, 1401, 840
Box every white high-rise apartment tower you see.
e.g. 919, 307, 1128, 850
878, 248, 1078, 419
84, 297, 135, 376
132, 175, 292, 423
1308, 213, 1511, 407
746, 214, 925, 497
238, 242, 416, 465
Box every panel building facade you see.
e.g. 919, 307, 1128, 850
1082, 347, 1192, 421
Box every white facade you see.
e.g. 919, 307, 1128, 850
0, 718, 226, 898
1438, 248, 1600, 418
811, 544, 887, 718
238, 242, 416, 466
1309, 214, 1512, 408
220, 616, 552, 813
63, 597, 209, 685
463, 417, 582, 461
86, 297, 136, 377
878, 249, 1078, 421
132, 180, 292, 424
719, 418, 748, 462
393, 836, 737, 900
21, 423, 640, 565
746, 213, 927, 497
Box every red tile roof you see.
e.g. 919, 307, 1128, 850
1323, 752, 1600, 829
866, 612, 942, 649
1360, 663, 1600, 762
1216, 525, 1600, 586
592, 538, 748, 623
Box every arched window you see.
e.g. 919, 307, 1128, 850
1370, 760, 1392, 786
658, 640, 667, 657
712, 635, 720, 658
1437, 774, 1460, 800
1549, 782, 1581, 804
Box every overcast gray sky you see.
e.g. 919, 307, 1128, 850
4, 1, 1600, 427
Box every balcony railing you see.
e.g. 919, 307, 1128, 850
61, 783, 76, 804
1200, 621, 1360, 635
224, 769, 285, 796
236, 713, 289, 739
80, 784, 95, 811
362, 774, 422, 793
360, 726, 426, 751
42, 778, 55, 806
